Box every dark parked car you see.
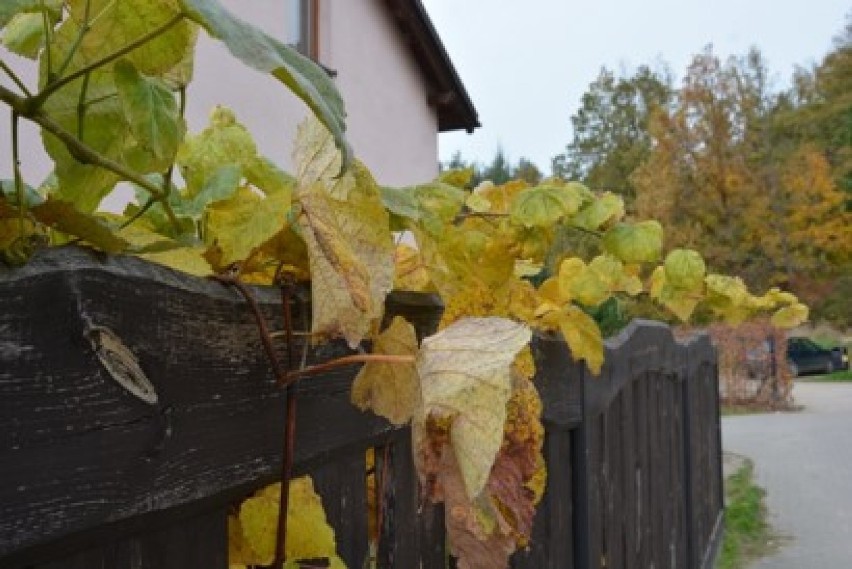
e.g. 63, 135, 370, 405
787, 337, 850, 377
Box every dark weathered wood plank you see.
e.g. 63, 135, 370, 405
0, 248, 436, 566
32, 509, 227, 569
312, 450, 369, 568
1, 249, 725, 568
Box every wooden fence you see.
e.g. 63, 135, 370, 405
0, 248, 723, 568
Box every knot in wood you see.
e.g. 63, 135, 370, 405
86, 326, 158, 405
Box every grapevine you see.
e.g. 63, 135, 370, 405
0, 2, 808, 568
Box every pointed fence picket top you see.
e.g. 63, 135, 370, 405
0, 247, 722, 569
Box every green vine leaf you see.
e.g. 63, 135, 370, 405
0, 0, 61, 30
569, 191, 624, 231
177, 106, 257, 196
601, 220, 663, 263
179, 0, 350, 171
39, 0, 195, 211
114, 60, 185, 164
175, 164, 241, 219
664, 248, 706, 290
2, 12, 49, 59
379, 184, 422, 225
509, 183, 585, 228
416, 317, 532, 499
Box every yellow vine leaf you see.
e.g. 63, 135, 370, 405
761, 287, 799, 306
539, 305, 604, 375
704, 273, 752, 324
473, 180, 529, 215
588, 254, 644, 296
465, 192, 492, 213
416, 317, 532, 499
771, 302, 809, 328
351, 316, 419, 425
439, 278, 540, 331
410, 182, 467, 232
512, 345, 536, 380
439, 167, 475, 189
229, 477, 345, 568
203, 186, 291, 268
648, 266, 700, 322
414, 224, 515, 300
294, 118, 394, 348
514, 259, 543, 279
240, 221, 312, 284
512, 225, 553, 263
118, 223, 212, 277
558, 257, 620, 306
393, 243, 433, 292
536, 277, 563, 310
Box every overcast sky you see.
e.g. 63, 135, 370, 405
421, 0, 850, 174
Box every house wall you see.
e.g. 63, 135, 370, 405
0, 0, 440, 211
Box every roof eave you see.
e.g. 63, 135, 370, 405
382, 0, 480, 133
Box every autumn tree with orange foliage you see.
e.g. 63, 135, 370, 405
631, 46, 851, 298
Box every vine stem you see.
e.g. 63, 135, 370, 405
274, 282, 299, 568
76, 71, 91, 140
31, 13, 184, 109
119, 197, 155, 230
565, 224, 603, 239
41, 0, 54, 81
11, 111, 25, 232
284, 355, 416, 383
0, 84, 166, 201
0, 60, 32, 97
54, 0, 92, 80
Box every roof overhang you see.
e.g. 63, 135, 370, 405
382, 0, 481, 133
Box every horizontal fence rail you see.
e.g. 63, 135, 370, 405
0, 247, 723, 568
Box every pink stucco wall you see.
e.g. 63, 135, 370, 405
0, 1, 441, 211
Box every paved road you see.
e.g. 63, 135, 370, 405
722, 382, 852, 568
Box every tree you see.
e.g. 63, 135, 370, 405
777, 15, 852, 206
552, 64, 672, 202
512, 157, 542, 185
632, 46, 851, 292
440, 151, 542, 187
480, 146, 513, 185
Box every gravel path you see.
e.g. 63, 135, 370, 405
721, 382, 852, 568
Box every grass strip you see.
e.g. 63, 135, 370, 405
717, 460, 775, 569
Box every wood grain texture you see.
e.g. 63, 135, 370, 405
0, 247, 439, 567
